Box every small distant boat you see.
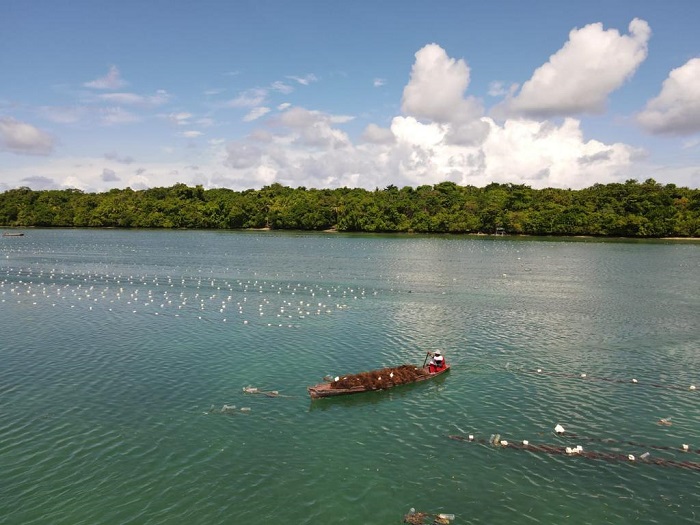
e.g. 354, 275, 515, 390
2, 232, 25, 237
308, 363, 450, 399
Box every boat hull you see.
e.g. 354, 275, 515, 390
308, 365, 450, 399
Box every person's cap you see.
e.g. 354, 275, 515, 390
435, 350, 441, 356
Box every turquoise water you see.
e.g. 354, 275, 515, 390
1, 230, 698, 524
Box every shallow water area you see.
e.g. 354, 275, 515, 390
1, 229, 699, 524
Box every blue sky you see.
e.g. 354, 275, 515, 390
1, 0, 699, 192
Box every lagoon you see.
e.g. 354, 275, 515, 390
1, 230, 698, 524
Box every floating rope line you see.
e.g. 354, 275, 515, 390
448, 434, 700, 472
519, 368, 697, 392
205, 404, 251, 415
555, 432, 700, 455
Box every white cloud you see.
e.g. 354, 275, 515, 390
0, 117, 55, 155
0, 40, 678, 194
225, 89, 267, 108
487, 81, 517, 98
402, 43, 473, 123
84, 65, 126, 90
271, 81, 293, 94
38, 106, 88, 124
167, 112, 192, 125
480, 117, 639, 187
243, 107, 271, 122
179, 130, 203, 138
498, 18, 650, 118
287, 74, 318, 86
401, 44, 488, 145
98, 90, 170, 107
99, 107, 141, 125
361, 123, 395, 145
637, 57, 700, 135
275, 107, 351, 149
225, 143, 263, 169
373, 78, 386, 87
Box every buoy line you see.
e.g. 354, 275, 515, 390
447, 434, 700, 471
519, 368, 697, 392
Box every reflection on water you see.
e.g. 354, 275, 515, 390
1, 230, 699, 524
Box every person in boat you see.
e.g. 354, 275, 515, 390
428, 350, 446, 373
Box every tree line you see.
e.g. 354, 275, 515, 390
1, 179, 699, 237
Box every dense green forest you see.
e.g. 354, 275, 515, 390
1, 179, 699, 237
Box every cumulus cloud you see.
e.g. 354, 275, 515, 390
84, 65, 126, 90
637, 57, 700, 135
276, 107, 351, 149
361, 123, 395, 144
479, 117, 639, 187
0, 117, 55, 155
401, 44, 488, 145
497, 18, 650, 118
225, 142, 264, 169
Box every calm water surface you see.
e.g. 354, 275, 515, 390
1, 230, 699, 524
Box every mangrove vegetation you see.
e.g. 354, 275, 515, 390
1, 179, 699, 237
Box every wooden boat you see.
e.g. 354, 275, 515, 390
308, 363, 450, 399
2, 232, 24, 237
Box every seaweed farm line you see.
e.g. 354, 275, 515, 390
449, 434, 700, 472
517, 367, 697, 392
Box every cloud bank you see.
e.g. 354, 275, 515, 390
3, 18, 698, 193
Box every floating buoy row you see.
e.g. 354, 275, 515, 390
523, 368, 696, 392
554, 430, 699, 455
448, 433, 700, 471
0, 266, 365, 325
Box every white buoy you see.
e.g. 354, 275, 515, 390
632, 378, 638, 383
468, 435, 474, 442
628, 454, 635, 461
682, 444, 689, 451
690, 385, 696, 391
499, 440, 508, 447
554, 424, 565, 434
536, 369, 542, 373
522, 440, 529, 446
565, 447, 574, 455
580, 373, 587, 378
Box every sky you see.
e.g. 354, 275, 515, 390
1, 0, 699, 193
